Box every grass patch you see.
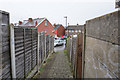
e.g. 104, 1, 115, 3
39, 67, 44, 72
46, 58, 51, 63
55, 51, 59, 54
64, 49, 67, 53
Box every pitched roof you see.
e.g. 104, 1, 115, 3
54, 24, 61, 29
54, 24, 65, 29
18, 18, 45, 27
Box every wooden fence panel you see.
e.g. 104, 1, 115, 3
1, 20, 54, 78
24, 29, 32, 76
51, 37, 54, 53
46, 35, 49, 57
31, 29, 37, 69
66, 33, 83, 78
14, 27, 38, 78
14, 28, 24, 78
39, 33, 42, 64
49, 36, 52, 53
41, 33, 45, 62
67, 38, 72, 62
72, 37, 77, 74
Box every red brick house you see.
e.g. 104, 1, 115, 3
17, 18, 55, 36
53, 24, 65, 37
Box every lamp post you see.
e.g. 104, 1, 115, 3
64, 16, 67, 28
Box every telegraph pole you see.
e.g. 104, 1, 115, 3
64, 16, 67, 28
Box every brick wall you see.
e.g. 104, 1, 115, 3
57, 25, 65, 37
37, 19, 54, 36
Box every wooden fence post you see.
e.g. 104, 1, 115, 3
37, 33, 40, 72
23, 28, 26, 78
49, 36, 50, 53
52, 36, 54, 53
0, 20, 2, 80
71, 35, 73, 62
44, 35, 46, 60
10, 24, 16, 78
75, 34, 79, 78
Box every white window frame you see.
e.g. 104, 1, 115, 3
45, 29, 47, 33
52, 30, 55, 33
75, 30, 78, 32
72, 30, 74, 32
79, 30, 81, 33
69, 30, 71, 32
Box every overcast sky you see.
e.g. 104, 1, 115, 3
0, 0, 117, 26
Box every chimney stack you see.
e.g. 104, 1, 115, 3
35, 21, 38, 26
19, 21, 22, 25
28, 18, 32, 22
53, 23, 56, 27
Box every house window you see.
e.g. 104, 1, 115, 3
72, 30, 74, 32
75, 30, 78, 32
45, 29, 47, 33
45, 20, 47, 26
79, 30, 81, 33
69, 30, 71, 32
52, 30, 55, 33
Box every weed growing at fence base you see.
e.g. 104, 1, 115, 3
46, 56, 52, 63
64, 49, 67, 56
64, 49, 74, 76
25, 66, 37, 78
40, 67, 44, 72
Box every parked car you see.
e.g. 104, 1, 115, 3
54, 40, 64, 47
63, 36, 67, 40
60, 37, 64, 40
60, 36, 67, 40
54, 37, 59, 40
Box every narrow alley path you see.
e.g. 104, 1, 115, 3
36, 44, 73, 78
